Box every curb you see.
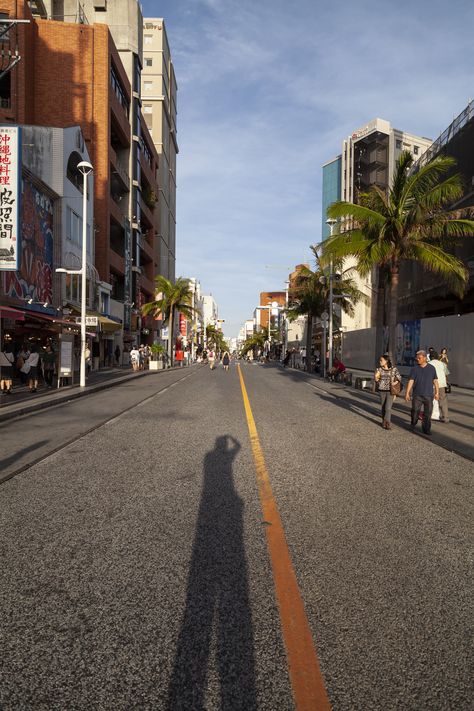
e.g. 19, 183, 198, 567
0, 366, 190, 423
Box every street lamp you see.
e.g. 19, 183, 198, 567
56, 160, 93, 388
326, 217, 337, 372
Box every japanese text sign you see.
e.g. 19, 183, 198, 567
0, 126, 21, 271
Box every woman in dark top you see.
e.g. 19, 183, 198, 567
374, 354, 402, 430
222, 351, 230, 372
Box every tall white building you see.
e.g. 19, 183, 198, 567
200, 294, 218, 329
141, 18, 178, 282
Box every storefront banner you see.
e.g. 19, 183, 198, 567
0, 126, 21, 271
179, 312, 187, 335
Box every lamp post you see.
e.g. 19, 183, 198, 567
326, 217, 337, 372
56, 160, 93, 388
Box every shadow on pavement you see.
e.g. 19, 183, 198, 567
0, 440, 50, 472
167, 435, 257, 710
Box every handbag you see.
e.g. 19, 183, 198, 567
445, 383, 451, 394
432, 398, 441, 421
389, 369, 402, 396
20, 362, 31, 374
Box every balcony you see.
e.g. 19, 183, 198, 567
110, 146, 130, 192
109, 249, 125, 276
140, 239, 155, 263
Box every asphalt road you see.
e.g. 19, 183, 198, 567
0, 362, 472, 710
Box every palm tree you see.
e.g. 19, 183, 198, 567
205, 324, 227, 353
287, 247, 366, 371
240, 327, 269, 359
325, 150, 474, 360
142, 276, 196, 366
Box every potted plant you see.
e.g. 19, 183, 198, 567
149, 343, 165, 370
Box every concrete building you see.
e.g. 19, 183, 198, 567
200, 294, 218, 329
141, 18, 178, 282
41, 0, 165, 344
322, 118, 432, 333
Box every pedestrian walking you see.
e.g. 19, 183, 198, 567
0, 343, 14, 394
42, 343, 56, 388
208, 348, 216, 370
130, 345, 140, 372
405, 350, 439, 435
428, 350, 449, 422
114, 344, 121, 366
374, 354, 402, 430
439, 347, 451, 392
222, 350, 230, 372
23, 345, 40, 393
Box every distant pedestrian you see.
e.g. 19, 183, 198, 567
222, 351, 230, 372
130, 345, 140, 372
0, 343, 14, 394
114, 345, 121, 366
24, 345, 40, 393
405, 350, 439, 435
439, 347, 451, 392
283, 349, 291, 368
208, 348, 216, 370
428, 350, 449, 422
427, 346, 436, 361
374, 354, 402, 430
42, 343, 56, 388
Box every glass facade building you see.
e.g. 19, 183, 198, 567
321, 156, 341, 240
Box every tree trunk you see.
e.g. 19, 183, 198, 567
306, 314, 313, 372
387, 264, 399, 364
374, 265, 387, 366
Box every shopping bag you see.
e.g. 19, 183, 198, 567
432, 398, 440, 421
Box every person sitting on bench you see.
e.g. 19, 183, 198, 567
329, 356, 346, 382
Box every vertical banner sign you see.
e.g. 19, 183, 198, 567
123, 217, 132, 330
179, 312, 187, 336
0, 126, 21, 271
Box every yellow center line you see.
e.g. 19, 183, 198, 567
237, 364, 332, 711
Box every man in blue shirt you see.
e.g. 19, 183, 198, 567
405, 350, 439, 435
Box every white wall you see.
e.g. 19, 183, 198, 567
420, 313, 474, 388
342, 313, 474, 387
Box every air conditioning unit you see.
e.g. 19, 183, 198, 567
93, 0, 107, 10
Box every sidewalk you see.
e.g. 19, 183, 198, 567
0, 365, 189, 423
277, 364, 474, 461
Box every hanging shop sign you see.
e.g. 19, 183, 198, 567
0, 126, 21, 271
179, 312, 187, 335
75, 316, 98, 326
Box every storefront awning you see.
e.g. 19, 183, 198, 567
25, 311, 81, 328
0, 305, 26, 321
98, 315, 122, 332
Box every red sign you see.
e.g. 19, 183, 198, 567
179, 313, 187, 335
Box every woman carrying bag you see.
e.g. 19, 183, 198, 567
374, 354, 402, 430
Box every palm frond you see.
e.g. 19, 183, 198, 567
326, 201, 385, 227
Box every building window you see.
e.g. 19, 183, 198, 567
100, 292, 110, 314
110, 65, 130, 116
413, 145, 419, 155
145, 57, 153, 67
144, 81, 153, 92
396, 139, 402, 149
67, 208, 82, 246
143, 104, 152, 114
144, 34, 152, 44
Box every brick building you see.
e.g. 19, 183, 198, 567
0, 0, 163, 347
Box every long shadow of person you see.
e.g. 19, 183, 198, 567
167, 435, 257, 710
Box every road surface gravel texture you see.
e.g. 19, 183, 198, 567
0, 362, 472, 710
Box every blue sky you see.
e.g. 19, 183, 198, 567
143, 0, 474, 337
